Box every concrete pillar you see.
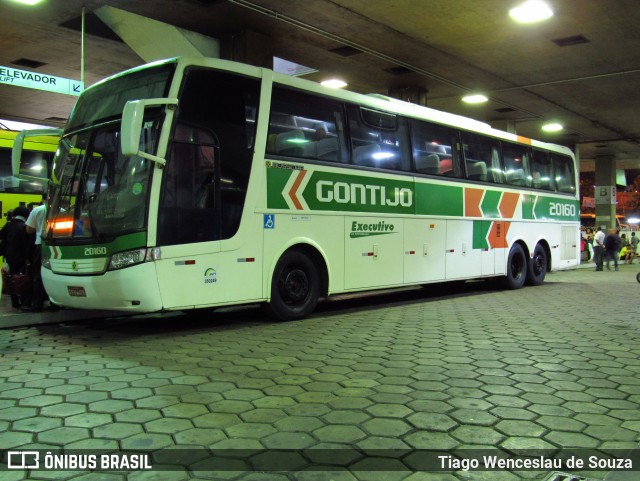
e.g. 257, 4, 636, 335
220, 30, 273, 68
489, 120, 517, 134
387, 86, 428, 106
594, 155, 617, 230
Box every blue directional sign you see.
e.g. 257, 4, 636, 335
0, 65, 84, 96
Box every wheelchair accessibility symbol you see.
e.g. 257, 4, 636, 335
264, 214, 275, 229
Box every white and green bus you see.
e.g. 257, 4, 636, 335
38, 57, 579, 320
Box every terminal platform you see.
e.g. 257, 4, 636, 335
1, 262, 640, 480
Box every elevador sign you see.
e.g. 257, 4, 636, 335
0, 65, 84, 96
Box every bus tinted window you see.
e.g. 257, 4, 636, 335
502, 142, 531, 187
461, 132, 502, 183
409, 120, 460, 177
348, 105, 411, 171
530, 149, 556, 191
267, 88, 345, 163
551, 153, 576, 194
0, 148, 51, 194
159, 68, 259, 245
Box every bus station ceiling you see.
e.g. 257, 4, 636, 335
2, 0, 640, 173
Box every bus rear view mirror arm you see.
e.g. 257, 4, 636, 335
121, 98, 178, 166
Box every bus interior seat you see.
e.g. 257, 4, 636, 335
440, 158, 453, 175
415, 154, 440, 175
353, 143, 382, 167
302, 141, 317, 158
467, 161, 487, 181
276, 130, 305, 157
317, 138, 339, 161
506, 168, 526, 186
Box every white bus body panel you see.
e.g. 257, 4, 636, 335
43, 262, 163, 311
344, 216, 403, 290
403, 218, 446, 284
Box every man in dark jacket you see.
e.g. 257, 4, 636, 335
604, 228, 622, 271
0, 206, 31, 308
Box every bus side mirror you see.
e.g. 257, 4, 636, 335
121, 98, 178, 166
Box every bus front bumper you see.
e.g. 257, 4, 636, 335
42, 262, 164, 312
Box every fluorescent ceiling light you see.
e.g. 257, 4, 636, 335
321, 79, 348, 89
10, 0, 44, 4
541, 122, 563, 132
509, 1, 553, 23
462, 94, 488, 104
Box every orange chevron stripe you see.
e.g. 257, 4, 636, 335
288, 170, 307, 210
465, 188, 484, 217
499, 192, 519, 219
488, 221, 510, 249
517, 135, 532, 145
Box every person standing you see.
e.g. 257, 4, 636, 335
604, 228, 622, 271
630, 232, 639, 263
0, 206, 31, 308
593, 226, 605, 271
24, 194, 47, 311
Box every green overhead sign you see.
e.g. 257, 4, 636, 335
0, 65, 84, 96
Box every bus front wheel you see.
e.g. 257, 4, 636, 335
502, 244, 527, 290
265, 250, 319, 321
526, 243, 547, 286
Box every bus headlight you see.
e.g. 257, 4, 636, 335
42, 257, 51, 269
108, 247, 161, 271
108, 249, 147, 270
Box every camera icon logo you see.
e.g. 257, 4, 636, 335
7, 451, 39, 469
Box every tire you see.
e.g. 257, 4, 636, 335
265, 250, 319, 321
526, 243, 547, 286
636, 271, 640, 284
502, 243, 527, 290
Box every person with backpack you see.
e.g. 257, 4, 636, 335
604, 228, 622, 271
0, 206, 31, 308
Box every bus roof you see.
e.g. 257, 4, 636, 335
80, 56, 575, 158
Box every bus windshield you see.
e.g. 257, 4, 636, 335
46, 63, 175, 242
47, 121, 160, 241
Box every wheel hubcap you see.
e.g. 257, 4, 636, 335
533, 254, 544, 274
282, 268, 309, 303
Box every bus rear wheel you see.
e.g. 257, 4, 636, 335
526, 243, 547, 286
502, 243, 527, 289
265, 249, 319, 321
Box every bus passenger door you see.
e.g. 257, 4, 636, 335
154, 131, 224, 309
403, 219, 446, 284
344, 217, 404, 290
445, 220, 482, 279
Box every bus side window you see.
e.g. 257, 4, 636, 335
347, 105, 411, 172
267, 87, 346, 163
409, 119, 461, 177
502, 142, 531, 187
461, 132, 501, 183
551, 153, 576, 194
531, 149, 555, 191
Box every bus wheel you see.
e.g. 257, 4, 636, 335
266, 250, 319, 321
502, 244, 527, 289
526, 243, 547, 286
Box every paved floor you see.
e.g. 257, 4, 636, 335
1, 263, 640, 481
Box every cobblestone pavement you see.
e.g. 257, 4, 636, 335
1, 265, 640, 481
